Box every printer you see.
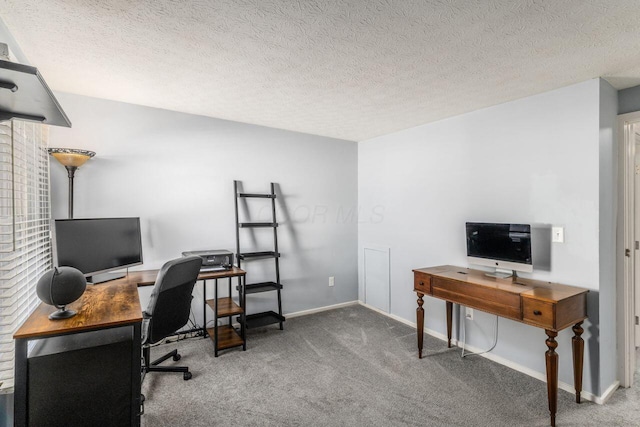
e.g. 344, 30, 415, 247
182, 249, 234, 271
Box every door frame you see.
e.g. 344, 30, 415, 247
618, 111, 640, 387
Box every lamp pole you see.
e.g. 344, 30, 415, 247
65, 166, 78, 219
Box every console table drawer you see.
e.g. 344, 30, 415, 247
414, 272, 431, 294
431, 277, 520, 320
522, 298, 554, 328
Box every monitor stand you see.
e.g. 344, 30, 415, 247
484, 268, 514, 279
88, 272, 126, 285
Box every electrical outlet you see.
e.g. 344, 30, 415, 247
465, 307, 473, 320
329, 276, 335, 287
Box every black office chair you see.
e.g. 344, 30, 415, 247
142, 255, 202, 381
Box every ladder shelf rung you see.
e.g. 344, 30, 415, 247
239, 251, 280, 259
237, 281, 283, 294
240, 311, 286, 329
238, 193, 275, 199
239, 222, 278, 228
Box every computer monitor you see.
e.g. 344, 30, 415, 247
54, 217, 143, 284
465, 222, 532, 278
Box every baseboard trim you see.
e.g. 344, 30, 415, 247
359, 301, 418, 326
357, 301, 609, 404
286, 300, 359, 319
596, 380, 620, 404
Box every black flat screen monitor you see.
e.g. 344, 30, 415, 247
54, 217, 143, 284
465, 222, 532, 277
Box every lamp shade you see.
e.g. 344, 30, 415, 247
36, 267, 87, 320
47, 148, 95, 219
48, 148, 95, 168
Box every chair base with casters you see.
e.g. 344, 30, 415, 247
143, 345, 192, 380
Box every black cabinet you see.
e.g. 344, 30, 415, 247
25, 327, 137, 426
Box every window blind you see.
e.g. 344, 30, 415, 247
0, 119, 51, 391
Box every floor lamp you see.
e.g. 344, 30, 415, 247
48, 148, 95, 219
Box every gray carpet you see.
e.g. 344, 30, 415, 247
141, 305, 639, 426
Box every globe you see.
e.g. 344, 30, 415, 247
36, 267, 87, 320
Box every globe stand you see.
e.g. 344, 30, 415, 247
49, 306, 77, 320
37, 266, 87, 321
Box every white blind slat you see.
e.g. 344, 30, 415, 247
0, 120, 50, 391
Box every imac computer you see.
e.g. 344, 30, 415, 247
465, 222, 532, 278
54, 217, 143, 284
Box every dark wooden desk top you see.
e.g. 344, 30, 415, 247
14, 267, 246, 339
14, 280, 142, 339
128, 266, 246, 287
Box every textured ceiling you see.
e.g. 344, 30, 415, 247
2, 0, 640, 141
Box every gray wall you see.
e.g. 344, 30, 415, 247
358, 79, 609, 397
598, 78, 618, 394
619, 85, 640, 115
48, 93, 359, 323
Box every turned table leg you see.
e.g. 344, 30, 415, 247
446, 301, 453, 348
572, 322, 584, 403
545, 330, 559, 427
417, 293, 424, 358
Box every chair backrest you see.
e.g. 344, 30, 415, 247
145, 256, 202, 344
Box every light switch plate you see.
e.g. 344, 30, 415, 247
552, 227, 564, 243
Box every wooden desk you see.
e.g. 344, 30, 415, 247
14, 267, 246, 426
96, 268, 247, 356
106, 268, 247, 356
14, 280, 143, 427
118, 267, 246, 287
197, 268, 246, 357
413, 265, 588, 427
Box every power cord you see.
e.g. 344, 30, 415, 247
148, 311, 206, 346
461, 310, 499, 358
188, 310, 200, 330
164, 328, 203, 344
172, 310, 204, 342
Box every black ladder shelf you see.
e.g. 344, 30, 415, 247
234, 181, 285, 330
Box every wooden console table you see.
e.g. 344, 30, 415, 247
413, 265, 588, 427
